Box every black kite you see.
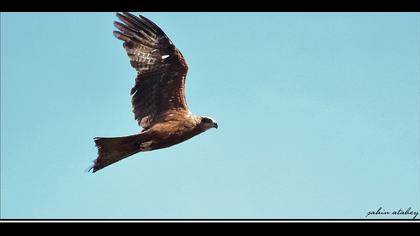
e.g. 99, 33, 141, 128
90, 12, 218, 172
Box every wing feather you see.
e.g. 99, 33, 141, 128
113, 12, 189, 129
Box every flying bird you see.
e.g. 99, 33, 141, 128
89, 12, 218, 173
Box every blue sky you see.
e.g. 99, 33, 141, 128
1, 12, 419, 219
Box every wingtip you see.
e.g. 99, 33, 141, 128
123, 12, 139, 19
116, 12, 125, 21
116, 12, 139, 23
116, 12, 125, 17
113, 31, 131, 42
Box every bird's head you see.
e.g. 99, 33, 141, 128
199, 116, 218, 131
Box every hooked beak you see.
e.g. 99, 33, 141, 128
214, 123, 218, 129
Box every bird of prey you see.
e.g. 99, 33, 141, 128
89, 12, 217, 173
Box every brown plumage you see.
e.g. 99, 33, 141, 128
89, 12, 217, 173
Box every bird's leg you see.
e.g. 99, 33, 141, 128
139, 140, 153, 151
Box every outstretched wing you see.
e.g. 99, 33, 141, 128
113, 12, 190, 129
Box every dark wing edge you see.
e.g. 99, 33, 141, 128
113, 12, 190, 129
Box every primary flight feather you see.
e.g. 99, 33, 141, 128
90, 12, 217, 173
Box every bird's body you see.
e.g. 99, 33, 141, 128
140, 115, 203, 151
90, 12, 217, 172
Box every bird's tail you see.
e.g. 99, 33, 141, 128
89, 134, 145, 173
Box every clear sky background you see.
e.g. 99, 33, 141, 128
1, 13, 419, 219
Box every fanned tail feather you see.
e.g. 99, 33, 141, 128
89, 134, 144, 173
